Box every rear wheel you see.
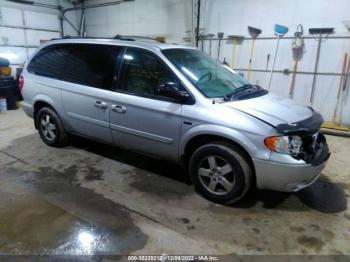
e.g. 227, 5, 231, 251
36, 107, 68, 147
189, 142, 252, 204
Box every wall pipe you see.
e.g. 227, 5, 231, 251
0, 25, 60, 33
235, 68, 349, 77
5, 0, 59, 9
195, 0, 201, 47
200, 35, 350, 41
79, 0, 85, 36
59, 0, 135, 37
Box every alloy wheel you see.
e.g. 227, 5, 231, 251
197, 155, 235, 195
40, 114, 57, 142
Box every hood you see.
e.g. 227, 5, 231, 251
224, 93, 313, 126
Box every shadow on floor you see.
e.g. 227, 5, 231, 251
70, 135, 189, 184
232, 181, 347, 213
70, 135, 347, 214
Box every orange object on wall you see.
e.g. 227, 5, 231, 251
0, 67, 12, 76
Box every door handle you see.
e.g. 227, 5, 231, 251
94, 101, 108, 110
111, 105, 127, 113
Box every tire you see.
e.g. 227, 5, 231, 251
36, 107, 69, 147
189, 142, 252, 204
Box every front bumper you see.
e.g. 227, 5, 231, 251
253, 157, 328, 192
253, 134, 330, 192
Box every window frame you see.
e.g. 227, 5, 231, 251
114, 46, 195, 105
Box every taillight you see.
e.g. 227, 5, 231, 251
19, 75, 24, 91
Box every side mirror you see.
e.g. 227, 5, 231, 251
158, 82, 190, 102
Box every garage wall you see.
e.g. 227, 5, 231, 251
0, 0, 79, 73
199, 0, 350, 126
84, 0, 194, 44
85, 0, 350, 126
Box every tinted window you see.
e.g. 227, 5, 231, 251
118, 47, 181, 97
28, 46, 69, 80
28, 44, 121, 90
64, 44, 120, 90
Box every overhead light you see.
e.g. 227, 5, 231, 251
0, 52, 18, 61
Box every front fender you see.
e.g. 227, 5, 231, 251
180, 124, 270, 160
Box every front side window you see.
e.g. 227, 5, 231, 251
118, 47, 181, 98
163, 48, 250, 98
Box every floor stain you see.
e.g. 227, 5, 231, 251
177, 218, 190, 224
0, 166, 148, 255
290, 226, 305, 233
128, 168, 193, 200
82, 166, 104, 181
252, 228, 260, 234
323, 229, 335, 240
297, 236, 325, 251
308, 224, 320, 231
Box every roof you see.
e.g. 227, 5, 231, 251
45, 37, 195, 52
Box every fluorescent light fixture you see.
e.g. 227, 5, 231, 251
0, 52, 18, 61
181, 67, 199, 81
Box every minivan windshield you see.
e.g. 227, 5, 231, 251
163, 48, 251, 98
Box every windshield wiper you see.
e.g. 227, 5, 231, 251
224, 84, 260, 101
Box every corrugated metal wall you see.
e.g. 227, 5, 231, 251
0, 0, 79, 74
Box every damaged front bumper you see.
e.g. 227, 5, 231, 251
254, 111, 330, 192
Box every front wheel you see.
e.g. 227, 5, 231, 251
36, 107, 68, 147
189, 142, 252, 204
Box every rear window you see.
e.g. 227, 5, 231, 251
28, 44, 122, 90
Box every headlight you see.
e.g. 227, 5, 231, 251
264, 136, 303, 155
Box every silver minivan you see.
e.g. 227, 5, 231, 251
21, 37, 330, 204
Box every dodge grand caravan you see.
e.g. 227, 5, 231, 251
21, 37, 330, 204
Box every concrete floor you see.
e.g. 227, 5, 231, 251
0, 109, 349, 256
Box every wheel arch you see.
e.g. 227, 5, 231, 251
33, 95, 58, 129
180, 126, 258, 183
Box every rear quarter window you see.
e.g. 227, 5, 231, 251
28, 46, 69, 80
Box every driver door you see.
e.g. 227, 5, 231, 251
108, 47, 184, 161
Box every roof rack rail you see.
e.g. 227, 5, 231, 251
113, 35, 135, 41
50, 35, 164, 43
50, 35, 132, 41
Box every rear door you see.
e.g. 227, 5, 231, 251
109, 47, 183, 161
60, 44, 122, 143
